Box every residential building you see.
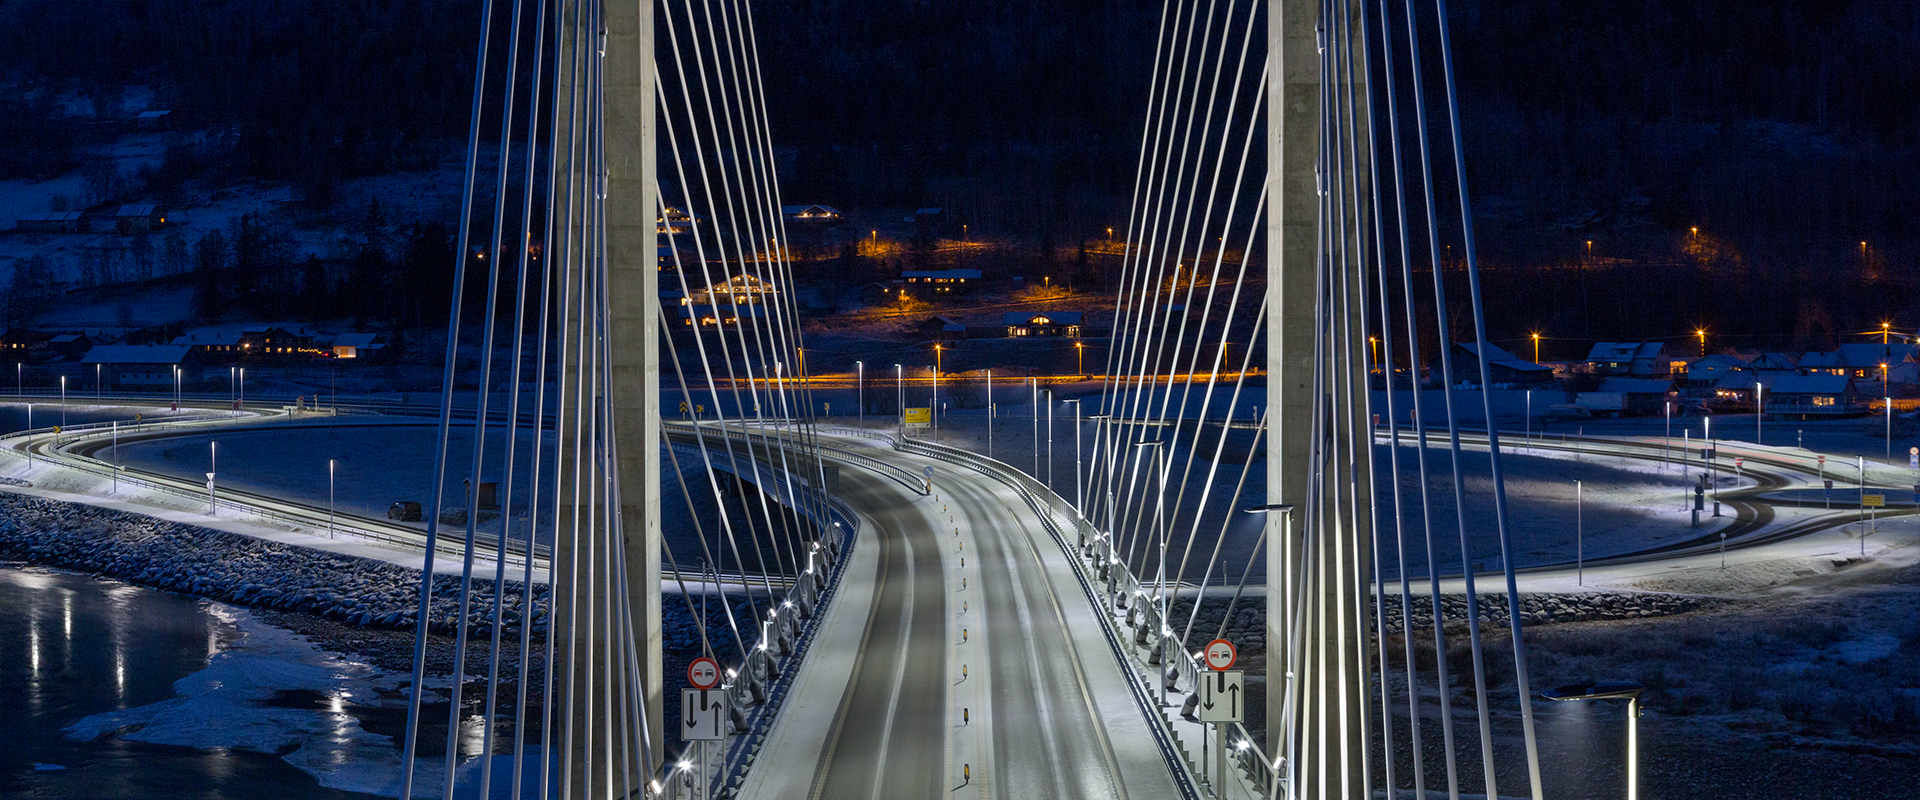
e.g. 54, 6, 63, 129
1761, 374, 1867, 418
916, 316, 966, 342
1004, 311, 1083, 338
1583, 342, 1666, 376
1678, 353, 1748, 387
329, 333, 386, 360
115, 204, 165, 234
45, 333, 93, 361
780, 204, 843, 223
690, 273, 777, 306
678, 304, 766, 329
238, 327, 315, 356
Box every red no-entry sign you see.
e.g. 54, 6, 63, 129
687, 657, 721, 689
1204, 639, 1237, 671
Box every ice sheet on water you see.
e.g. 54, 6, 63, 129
62, 606, 534, 798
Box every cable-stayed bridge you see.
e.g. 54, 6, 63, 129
382, 1, 1556, 798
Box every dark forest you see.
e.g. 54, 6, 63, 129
2, 0, 1916, 351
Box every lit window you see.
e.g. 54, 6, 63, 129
1813, 397, 1835, 407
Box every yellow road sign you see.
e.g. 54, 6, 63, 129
1863, 494, 1885, 507
904, 407, 931, 427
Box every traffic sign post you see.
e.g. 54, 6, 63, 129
1198, 669, 1244, 722
1198, 667, 1244, 793
681, 688, 726, 740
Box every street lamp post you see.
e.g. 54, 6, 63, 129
1075, 341, 1086, 377
94, 363, 100, 398
1755, 382, 1763, 445
931, 365, 939, 443
1063, 399, 1084, 519
1032, 380, 1040, 477
111, 420, 118, 494
1577, 479, 1584, 586
328, 458, 336, 539
1532, 332, 1541, 364
208, 440, 217, 516
1887, 397, 1894, 466
1542, 681, 1645, 800
986, 369, 994, 459
855, 361, 863, 428
1134, 440, 1169, 705
59, 375, 65, 428
1045, 390, 1055, 492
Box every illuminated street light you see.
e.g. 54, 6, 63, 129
1543, 681, 1646, 800
1075, 341, 1086, 377
1532, 332, 1542, 364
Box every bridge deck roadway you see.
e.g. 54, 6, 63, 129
739, 437, 1179, 799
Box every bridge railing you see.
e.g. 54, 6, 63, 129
892, 435, 1283, 800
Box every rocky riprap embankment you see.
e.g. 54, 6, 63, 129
0, 493, 546, 636
1385, 591, 1720, 632
1170, 590, 1718, 661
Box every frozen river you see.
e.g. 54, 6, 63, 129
0, 564, 378, 798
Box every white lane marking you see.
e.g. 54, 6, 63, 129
869, 505, 917, 800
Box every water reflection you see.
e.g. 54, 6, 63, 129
0, 565, 379, 798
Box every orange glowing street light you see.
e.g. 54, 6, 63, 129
1075, 340, 1086, 376
1883, 321, 1892, 344
1696, 328, 1707, 356
933, 343, 944, 373
1532, 332, 1542, 364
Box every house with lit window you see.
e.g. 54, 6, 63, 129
115, 204, 166, 234
690, 274, 777, 306
902, 269, 981, 295
657, 206, 702, 236
328, 333, 387, 361
238, 327, 315, 358
1761, 373, 1867, 418
1583, 342, 1666, 377
1800, 343, 1920, 387
780, 204, 843, 223
678, 304, 766, 329
1677, 353, 1748, 388
1004, 311, 1082, 338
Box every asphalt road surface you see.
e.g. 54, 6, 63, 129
792, 445, 1175, 800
